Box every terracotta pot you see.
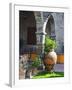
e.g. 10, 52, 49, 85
44, 49, 57, 71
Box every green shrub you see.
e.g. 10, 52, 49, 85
32, 56, 41, 68
44, 36, 57, 53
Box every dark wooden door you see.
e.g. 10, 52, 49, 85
27, 27, 36, 45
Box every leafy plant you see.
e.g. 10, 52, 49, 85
32, 56, 41, 68
44, 36, 57, 53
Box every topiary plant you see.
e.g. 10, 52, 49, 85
44, 36, 57, 54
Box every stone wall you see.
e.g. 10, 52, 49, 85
19, 11, 64, 54
34, 12, 64, 54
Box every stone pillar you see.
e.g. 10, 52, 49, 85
34, 12, 44, 54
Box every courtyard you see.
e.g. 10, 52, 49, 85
19, 11, 64, 79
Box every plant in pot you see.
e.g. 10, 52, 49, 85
31, 56, 41, 75
43, 36, 57, 72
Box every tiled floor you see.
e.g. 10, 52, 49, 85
54, 64, 64, 72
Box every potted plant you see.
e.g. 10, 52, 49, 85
43, 36, 57, 72
31, 56, 41, 75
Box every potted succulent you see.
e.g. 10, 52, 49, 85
43, 36, 57, 72
31, 56, 41, 75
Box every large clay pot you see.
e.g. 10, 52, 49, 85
44, 49, 57, 71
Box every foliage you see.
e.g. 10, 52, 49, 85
31, 56, 41, 68
44, 36, 57, 53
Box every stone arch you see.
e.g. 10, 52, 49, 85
43, 14, 56, 39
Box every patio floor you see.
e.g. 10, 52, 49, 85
54, 64, 64, 72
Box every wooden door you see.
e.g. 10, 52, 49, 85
27, 27, 36, 45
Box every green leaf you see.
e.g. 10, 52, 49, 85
44, 36, 57, 53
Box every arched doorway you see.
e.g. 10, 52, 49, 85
19, 11, 37, 54
43, 15, 56, 39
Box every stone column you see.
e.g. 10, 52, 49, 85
34, 12, 44, 54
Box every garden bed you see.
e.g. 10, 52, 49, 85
32, 71, 64, 79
